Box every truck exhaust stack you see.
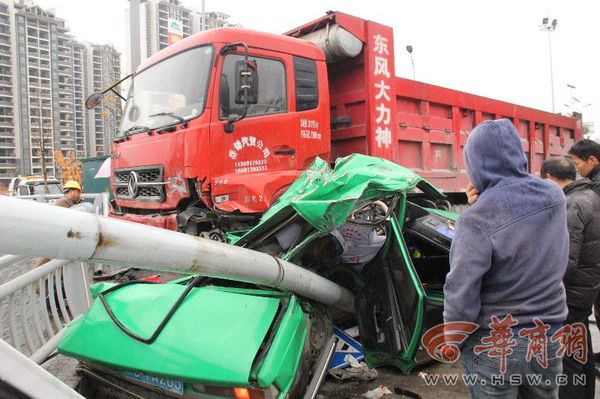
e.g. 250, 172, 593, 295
299, 23, 363, 62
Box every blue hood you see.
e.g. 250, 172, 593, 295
464, 119, 528, 192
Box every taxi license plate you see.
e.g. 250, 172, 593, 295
124, 371, 184, 396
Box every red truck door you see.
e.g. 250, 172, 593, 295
208, 50, 301, 214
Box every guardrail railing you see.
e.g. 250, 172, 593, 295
0, 258, 91, 363
0, 193, 110, 397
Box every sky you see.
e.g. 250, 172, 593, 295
36, 0, 600, 139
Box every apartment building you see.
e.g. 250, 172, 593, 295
0, 2, 14, 183
0, 0, 121, 186
125, 0, 236, 73
88, 43, 121, 156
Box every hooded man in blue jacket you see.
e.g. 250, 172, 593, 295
444, 119, 569, 398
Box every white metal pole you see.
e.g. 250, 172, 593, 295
548, 30, 555, 113
0, 197, 354, 312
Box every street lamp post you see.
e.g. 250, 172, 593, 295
406, 45, 415, 80
539, 17, 558, 113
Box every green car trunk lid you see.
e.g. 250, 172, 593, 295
58, 284, 281, 386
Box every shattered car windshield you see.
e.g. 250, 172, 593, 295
118, 45, 214, 136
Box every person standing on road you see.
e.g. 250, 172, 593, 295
56, 180, 83, 208
444, 119, 569, 398
542, 158, 600, 399
568, 139, 600, 196
567, 139, 600, 367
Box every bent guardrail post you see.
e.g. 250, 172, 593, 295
0, 196, 354, 313
63, 261, 92, 316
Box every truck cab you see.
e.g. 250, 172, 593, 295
110, 28, 331, 237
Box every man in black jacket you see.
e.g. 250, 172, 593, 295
542, 158, 600, 399
568, 139, 600, 359
568, 139, 600, 196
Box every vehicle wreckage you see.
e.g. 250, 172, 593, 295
0, 154, 457, 398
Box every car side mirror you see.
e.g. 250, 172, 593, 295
235, 60, 258, 105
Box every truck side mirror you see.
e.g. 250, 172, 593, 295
235, 60, 258, 105
84, 73, 132, 110
85, 92, 103, 109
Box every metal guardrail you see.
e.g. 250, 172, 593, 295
0, 258, 91, 363
0, 193, 109, 397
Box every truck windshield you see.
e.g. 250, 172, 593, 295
118, 45, 214, 137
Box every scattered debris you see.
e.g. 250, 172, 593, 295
361, 384, 392, 398
92, 267, 131, 281
329, 354, 377, 381
344, 325, 360, 338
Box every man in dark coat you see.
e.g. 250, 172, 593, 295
542, 157, 600, 399
568, 139, 600, 360
568, 139, 600, 196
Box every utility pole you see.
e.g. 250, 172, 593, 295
539, 17, 558, 113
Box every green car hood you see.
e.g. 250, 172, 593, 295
59, 284, 281, 386
234, 154, 444, 244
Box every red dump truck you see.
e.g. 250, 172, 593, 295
91, 11, 581, 237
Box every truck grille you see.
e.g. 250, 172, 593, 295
114, 166, 165, 202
